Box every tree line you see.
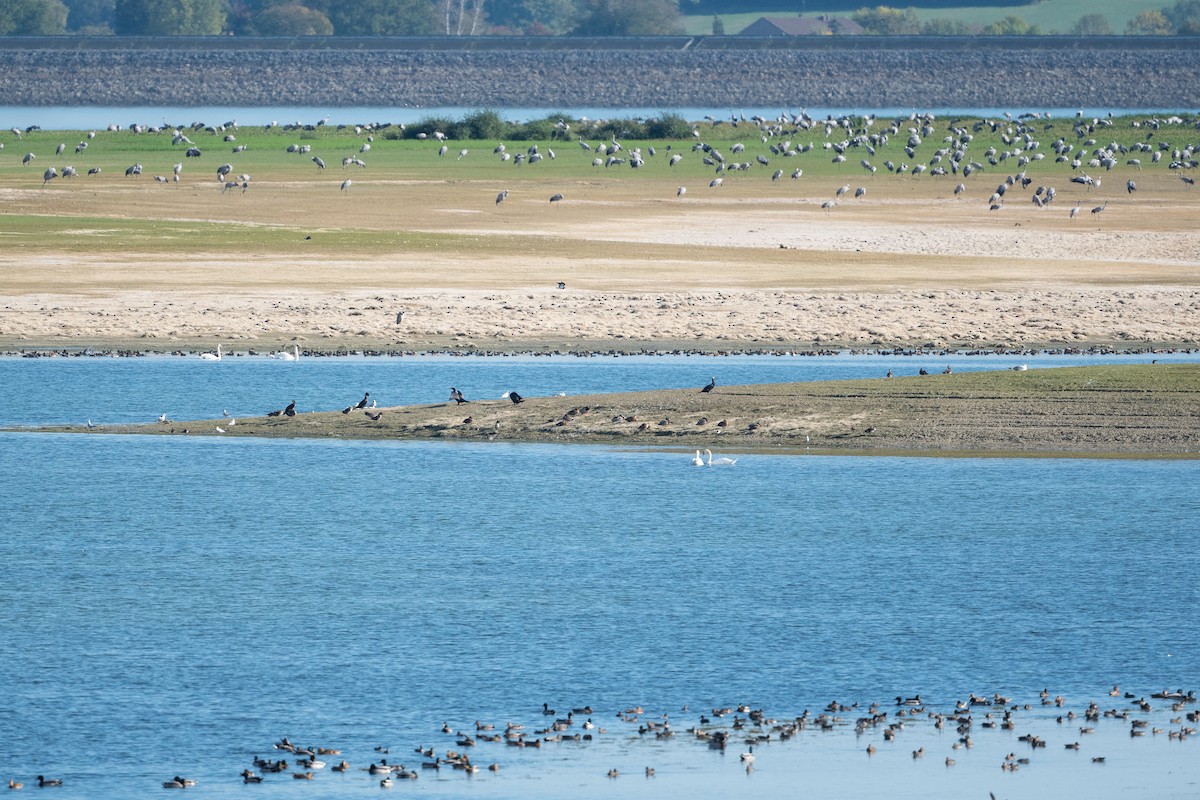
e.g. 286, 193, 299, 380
845, 4, 1197, 35
1, 0, 1199, 37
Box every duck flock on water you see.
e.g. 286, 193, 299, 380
9, 686, 1193, 791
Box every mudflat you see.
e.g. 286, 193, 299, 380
45, 365, 1200, 459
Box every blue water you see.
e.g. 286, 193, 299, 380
0, 105, 1166, 131
1, 355, 1198, 798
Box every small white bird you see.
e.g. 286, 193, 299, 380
86, 419, 96, 430
215, 426, 225, 433
677, 186, 686, 197
158, 413, 168, 423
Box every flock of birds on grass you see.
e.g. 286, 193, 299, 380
9, 686, 1194, 791
5, 110, 1197, 219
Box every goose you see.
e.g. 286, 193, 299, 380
692, 450, 704, 467
198, 344, 222, 361
706, 449, 737, 466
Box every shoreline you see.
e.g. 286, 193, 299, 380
20, 364, 1200, 460
4, 339, 1198, 358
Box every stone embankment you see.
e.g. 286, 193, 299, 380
1, 36, 1198, 110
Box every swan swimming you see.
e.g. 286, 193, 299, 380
692, 450, 704, 467
271, 345, 300, 361
706, 449, 737, 466
198, 344, 222, 361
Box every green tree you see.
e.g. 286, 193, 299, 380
710, 13, 723, 34
1125, 9, 1171, 34
253, 2, 332, 34
1164, 0, 1200, 34
0, 0, 69, 33
310, 0, 437, 34
63, 0, 113, 30
921, 17, 972, 35
851, 6, 920, 35
113, 0, 226, 34
1071, 13, 1111, 35
486, 0, 580, 35
983, 15, 1040, 35
572, 0, 683, 36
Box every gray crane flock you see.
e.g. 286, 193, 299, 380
5, 111, 1198, 229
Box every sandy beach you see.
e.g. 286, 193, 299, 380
2, 166, 1198, 354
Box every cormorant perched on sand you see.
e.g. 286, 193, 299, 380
284, 400, 296, 416
451, 387, 468, 404
507, 391, 524, 404
700, 376, 716, 393
354, 392, 369, 410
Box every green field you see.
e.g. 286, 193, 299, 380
1, 109, 1195, 261
690, 0, 1175, 35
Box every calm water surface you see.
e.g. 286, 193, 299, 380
1, 356, 1197, 798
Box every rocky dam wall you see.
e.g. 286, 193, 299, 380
1, 36, 1197, 111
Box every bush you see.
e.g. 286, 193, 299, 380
408, 116, 459, 140
644, 112, 693, 139
461, 109, 506, 140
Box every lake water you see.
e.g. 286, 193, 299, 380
2, 354, 1198, 798
0, 105, 1160, 131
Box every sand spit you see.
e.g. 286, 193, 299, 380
38, 365, 1200, 459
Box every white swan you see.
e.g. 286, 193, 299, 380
272, 345, 300, 361
198, 344, 221, 361
706, 449, 737, 466
691, 450, 704, 467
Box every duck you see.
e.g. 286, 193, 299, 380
36, 777, 63, 787
740, 746, 755, 763
8, 779, 23, 789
